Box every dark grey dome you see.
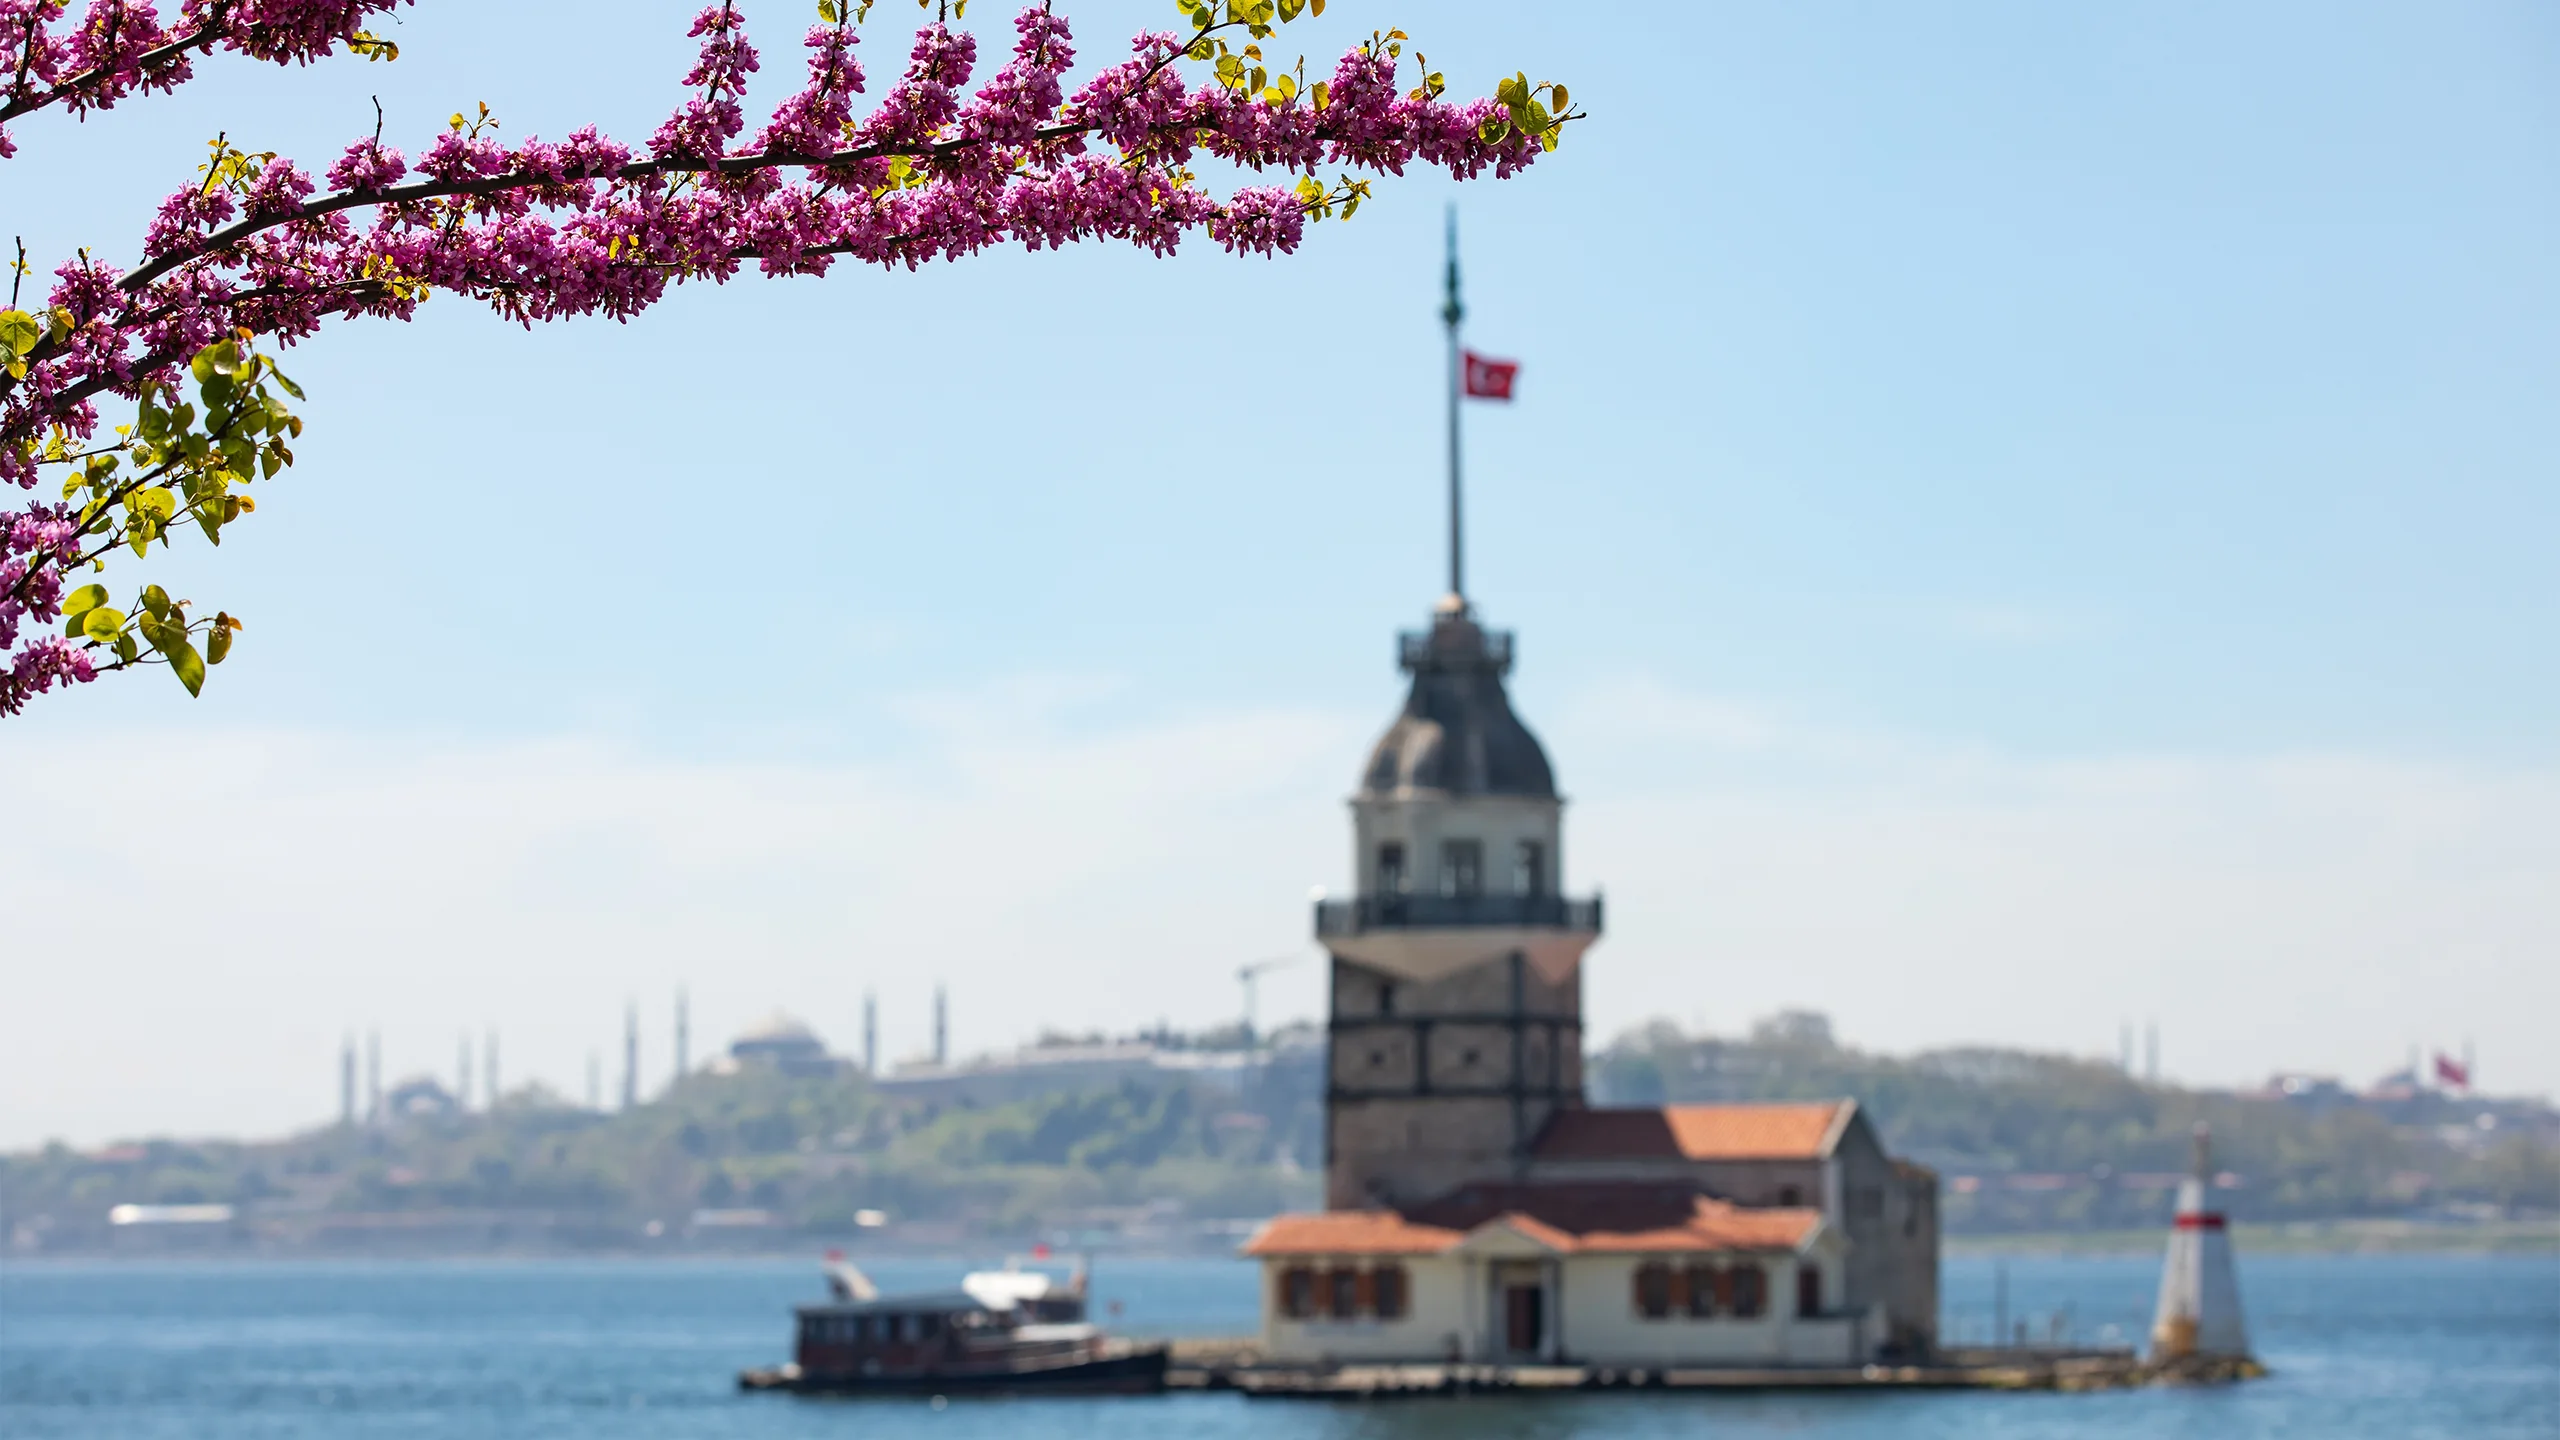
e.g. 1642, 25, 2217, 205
1360, 602, 1557, 800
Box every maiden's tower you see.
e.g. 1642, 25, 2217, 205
1245, 217, 1941, 1368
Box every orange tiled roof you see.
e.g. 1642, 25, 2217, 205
1245, 1187, 1822, 1259
1530, 1102, 1851, 1162
1569, 1196, 1822, 1253
1243, 1210, 1463, 1257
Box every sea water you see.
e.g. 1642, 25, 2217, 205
1, 1253, 2552, 1438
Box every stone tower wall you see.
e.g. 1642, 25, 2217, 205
1324, 950, 1584, 1209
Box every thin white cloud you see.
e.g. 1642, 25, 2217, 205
0, 693, 1363, 1148
1553, 687, 2560, 1101
3, 678, 2552, 1148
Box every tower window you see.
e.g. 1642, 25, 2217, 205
1376, 842, 1406, 896
1439, 840, 1483, 898
1514, 840, 1547, 897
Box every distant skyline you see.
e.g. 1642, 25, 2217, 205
2, 0, 2554, 1146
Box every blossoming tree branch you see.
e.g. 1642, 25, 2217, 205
0, 0, 1574, 716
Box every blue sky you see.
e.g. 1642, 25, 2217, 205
2, 1, 2553, 1144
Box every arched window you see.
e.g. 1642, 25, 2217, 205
1376, 842, 1406, 896
1797, 1264, 1822, 1318
1373, 1264, 1409, 1320
1280, 1265, 1315, 1319
1731, 1263, 1767, 1319
1685, 1264, 1719, 1318
1633, 1261, 1673, 1319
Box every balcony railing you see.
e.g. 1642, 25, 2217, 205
1399, 628, 1514, 674
1314, 893, 1603, 938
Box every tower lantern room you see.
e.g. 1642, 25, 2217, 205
1324, 593, 1600, 988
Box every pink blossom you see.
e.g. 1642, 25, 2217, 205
0, 3, 1571, 713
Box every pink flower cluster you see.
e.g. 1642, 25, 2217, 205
0, 0, 408, 154
0, 503, 91, 715
0, 2, 1561, 715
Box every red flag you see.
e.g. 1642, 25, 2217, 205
1462, 350, 1520, 401
2434, 1053, 2470, 1088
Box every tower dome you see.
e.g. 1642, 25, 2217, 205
1360, 598, 1556, 800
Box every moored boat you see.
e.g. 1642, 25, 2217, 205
739, 1256, 1168, 1396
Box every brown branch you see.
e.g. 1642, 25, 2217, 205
0, 2, 236, 125
117, 13, 1275, 295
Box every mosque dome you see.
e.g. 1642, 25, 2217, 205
733, 1012, 821, 1049
1359, 600, 1557, 800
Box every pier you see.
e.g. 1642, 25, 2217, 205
1158, 1338, 2246, 1397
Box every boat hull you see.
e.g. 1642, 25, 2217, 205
744, 1345, 1170, 1397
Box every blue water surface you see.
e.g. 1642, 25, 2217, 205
1, 1253, 2552, 1438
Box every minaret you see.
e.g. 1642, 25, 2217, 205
2150, 1122, 2252, 1365
484, 1029, 499, 1109
365, 1030, 382, 1126
1313, 214, 1603, 1210
339, 1035, 357, 1128
932, 985, 949, 1067
621, 1003, 640, 1110
863, 990, 879, 1076
674, 987, 691, 1089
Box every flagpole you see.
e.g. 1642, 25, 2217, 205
1442, 205, 1465, 604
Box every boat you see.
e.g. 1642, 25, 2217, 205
739, 1255, 1169, 1396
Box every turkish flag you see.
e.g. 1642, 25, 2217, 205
2434, 1053, 2470, 1088
1462, 350, 1520, 401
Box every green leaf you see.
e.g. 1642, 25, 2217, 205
62, 583, 107, 617
141, 584, 172, 618
80, 606, 125, 641
113, 632, 139, 664
208, 626, 233, 665
166, 639, 206, 697
0, 308, 40, 356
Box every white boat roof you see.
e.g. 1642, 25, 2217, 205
961, 1269, 1058, 1309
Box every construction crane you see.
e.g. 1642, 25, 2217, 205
1237, 954, 1305, 1049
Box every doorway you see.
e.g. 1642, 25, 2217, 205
1502, 1283, 1544, 1356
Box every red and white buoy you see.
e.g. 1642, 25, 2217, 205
2149, 1122, 2251, 1364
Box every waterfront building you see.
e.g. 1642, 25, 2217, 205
1245, 219, 1939, 1368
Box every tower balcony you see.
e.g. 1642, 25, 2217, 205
1399, 626, 1513, 675
1315, 893, 1603, 986
1314, 893, 1603, 938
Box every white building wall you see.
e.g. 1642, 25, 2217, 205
1257, 1256, 1473, 1365
1559, 1253, 1817, 1366
1260, 1244, 1868, 1368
